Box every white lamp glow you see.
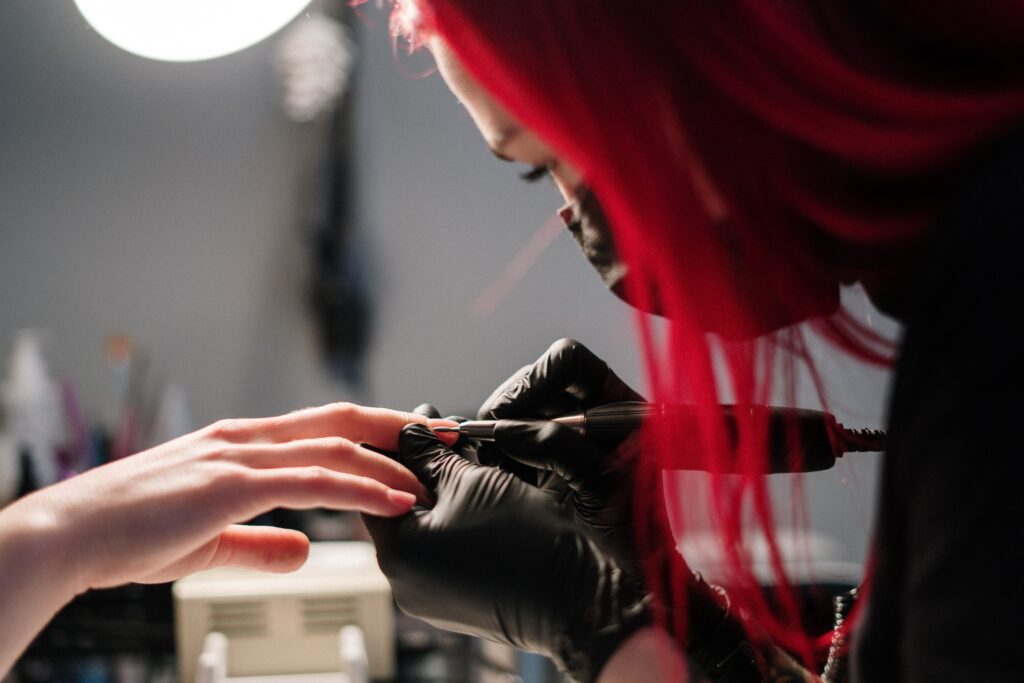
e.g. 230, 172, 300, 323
74, 0, 313, 62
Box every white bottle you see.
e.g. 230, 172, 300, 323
0, 432, 18, 506
149, 381, 193, 447
2, 331, 63, 488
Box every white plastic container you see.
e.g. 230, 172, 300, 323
2, 331, 63, 488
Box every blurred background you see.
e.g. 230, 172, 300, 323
0, 2, 896, 681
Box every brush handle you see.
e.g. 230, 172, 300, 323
667, 405, 841, 473
552, 401, 653, 432
450, 402, 885, 473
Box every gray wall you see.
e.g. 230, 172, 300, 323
0, 4, 893, 565
0, 2, 642, 420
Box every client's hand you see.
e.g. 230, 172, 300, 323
0, 402, 455, 675
1, 403, 454, 592
363, 424, 651, 683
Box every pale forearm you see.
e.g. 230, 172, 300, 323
595, 625, 820, 683
597, 627, 688, 682
0, 402, 448, 676
0, 499, 81, 676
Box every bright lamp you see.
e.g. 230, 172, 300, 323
74, 0, 313, 62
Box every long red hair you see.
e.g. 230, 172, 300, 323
385, 0, 1024, 671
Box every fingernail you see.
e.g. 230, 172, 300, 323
427, 418, 460, 446
434, 431, 460, 447
387, 490, 416, 509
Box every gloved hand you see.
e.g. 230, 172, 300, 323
409, 402, 480, 464
362, 424, 651, 683
477, 338, 644, 477
475, 339, 651, 572
478, 341, 749, 676
399, 379, 758, 680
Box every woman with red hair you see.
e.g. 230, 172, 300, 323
364, 2, 1024, 681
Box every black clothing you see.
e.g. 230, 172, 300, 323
852, 130, 1024, 681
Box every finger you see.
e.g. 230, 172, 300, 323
244, 467, 417, 518
411, 404, 462, 448
430, 419, 461, 447
136, 526, 310, 583
492, 420, 607, 490
477, 358, 574, 473
207, 525, 310, 572
483, 339, 643, 420
478, 364, 533, 419
229, 438, 430, 503
210, 403, 458, 449
412, 403, 442, 419
397, 424, 474, 492
534, 339, 643, 405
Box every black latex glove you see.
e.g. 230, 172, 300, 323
362, 424, 651, 683
475, 340, 648, 567
477, 338, 644, 485
410, 402, 479, 463
492, 419, 648, 582
478, 339, 645, 422
479, 342, 749, 675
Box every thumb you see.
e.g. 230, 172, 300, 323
398, 423, 473, 492
207, 526, 310, 572
492, 420, 606, 491
136, 526, 310, 583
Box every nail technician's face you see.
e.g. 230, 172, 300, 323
429, 38, 583, 201
430, 38, 661, 313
